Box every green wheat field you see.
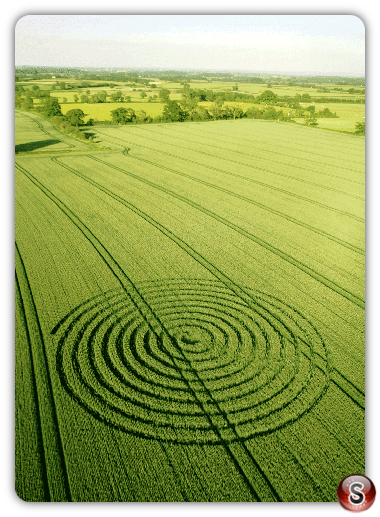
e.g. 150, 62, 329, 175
15, 109, 365, 502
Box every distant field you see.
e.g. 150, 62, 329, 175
20, 78, 365, 99
49, 88, 148, 103
27, 95, 364, 133
18, 82, 54, 91
18, 76, 364, 134
16, 76, 360, 133
198, 101, 293, 115
314, 118, 361, 131
295, 102, 365, 132
16, 112, 364, 502
60, 102, 165, 121
60, 100, 292, 122
269, 86, 364, 99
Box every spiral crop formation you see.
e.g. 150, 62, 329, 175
54, 279, 330, 444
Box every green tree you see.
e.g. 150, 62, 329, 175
51, 115, 65, 127
40, 97, 62, 117
73, 94, 79, 103
111, 107, 136, 124
22, 96, 34, 110
304, 112, 318, 126
80, 94, 89, 103
355, 121, 365, 135
287, 98, 301, 109
110, 91, 123, 102
262, 106, 280, 120
257, 90, 278, 104
181, 87, 199, 118
194, 106, 211, 121
140, 91, 147, 99
136, 110, 148, 123
65, 109, 85, 126
159, 88, 170, 102
321, 107, 336, 118
65, 125, 85, 140
98, 91, 107, 103
162, 100, 188, 122
230, 105, 244, 120
211, 99, 225, 120
245, 107, 263, 119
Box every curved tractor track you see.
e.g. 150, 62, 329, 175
16, 110, 76, 149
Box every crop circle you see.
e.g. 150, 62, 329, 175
54, 279, 330, 444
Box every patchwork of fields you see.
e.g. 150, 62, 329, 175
57, 100, 365, 133
60, 101, 166, 121
23, 77, 364, 132
15, 112, 365, 501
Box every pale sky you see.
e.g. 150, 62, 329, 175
15, 14, 365, 75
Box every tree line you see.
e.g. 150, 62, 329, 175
16, 86, 341, 133
15, 66, 365, 88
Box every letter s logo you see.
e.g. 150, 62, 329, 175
349, 482, 365, 505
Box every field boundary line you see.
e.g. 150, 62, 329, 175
132, 124, 365, 177
96, 127, 365, 203
161, 124, 365, 180
168, 120, 365, 161
65, 154, 364, 308
15, 271, 50, 501
93, 129, 365, 221
15, 242, 72, 502
109, 152, 364, 256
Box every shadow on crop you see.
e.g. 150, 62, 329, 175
15, 139, 61, 153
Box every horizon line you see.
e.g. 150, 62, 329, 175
14, 65, 365, 78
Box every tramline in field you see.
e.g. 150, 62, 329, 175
15, 111, 365, 502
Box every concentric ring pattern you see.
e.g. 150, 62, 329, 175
54, 279, 330, 444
